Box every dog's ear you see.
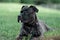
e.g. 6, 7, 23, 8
21, 6, 28, 13
21, 6, 25, 13
21, 6, 25, 9
29, 6, 39, 13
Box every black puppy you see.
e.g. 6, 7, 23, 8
17, 5, 51, 40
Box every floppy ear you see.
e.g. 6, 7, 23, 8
21, 6, 28, 13
21, 6, 25, 9
30, 6, 39, 13
20, 6, 25, 13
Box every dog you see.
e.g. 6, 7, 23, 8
17, 5, 51, 40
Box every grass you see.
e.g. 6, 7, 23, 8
0, 3, 60, 40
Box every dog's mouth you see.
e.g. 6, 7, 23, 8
21, 19, 30, 23
22, 20, 29, 23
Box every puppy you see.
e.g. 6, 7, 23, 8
17, 5, 51, 40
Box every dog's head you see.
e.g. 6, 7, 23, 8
18, 5, 39, 23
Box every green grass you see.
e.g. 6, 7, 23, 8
0, 3, 60, 40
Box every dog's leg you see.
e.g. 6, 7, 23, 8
25, 36, 28, 40
30, 31, 41, 40
16, 26, 24, 40
16, 35, 23, 40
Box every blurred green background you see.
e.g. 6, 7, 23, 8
0, 0, 60, 4
0, 0, 60, 40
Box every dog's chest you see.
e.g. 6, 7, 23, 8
23, 23, 39, 33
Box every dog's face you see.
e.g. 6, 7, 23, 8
19, 6, 38, 23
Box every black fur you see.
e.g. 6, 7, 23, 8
17, 5, 51, 40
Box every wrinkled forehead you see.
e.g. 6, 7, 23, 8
28, 8, 34, 13
21, 7, 34, 14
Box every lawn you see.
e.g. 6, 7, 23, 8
0, 3, 60, 40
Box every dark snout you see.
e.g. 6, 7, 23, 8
17, 15, 29, 23
21, 16, 30, 23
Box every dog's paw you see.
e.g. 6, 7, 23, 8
16, 37, 20, 40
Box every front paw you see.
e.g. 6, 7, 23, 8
16, 37, 22, 40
